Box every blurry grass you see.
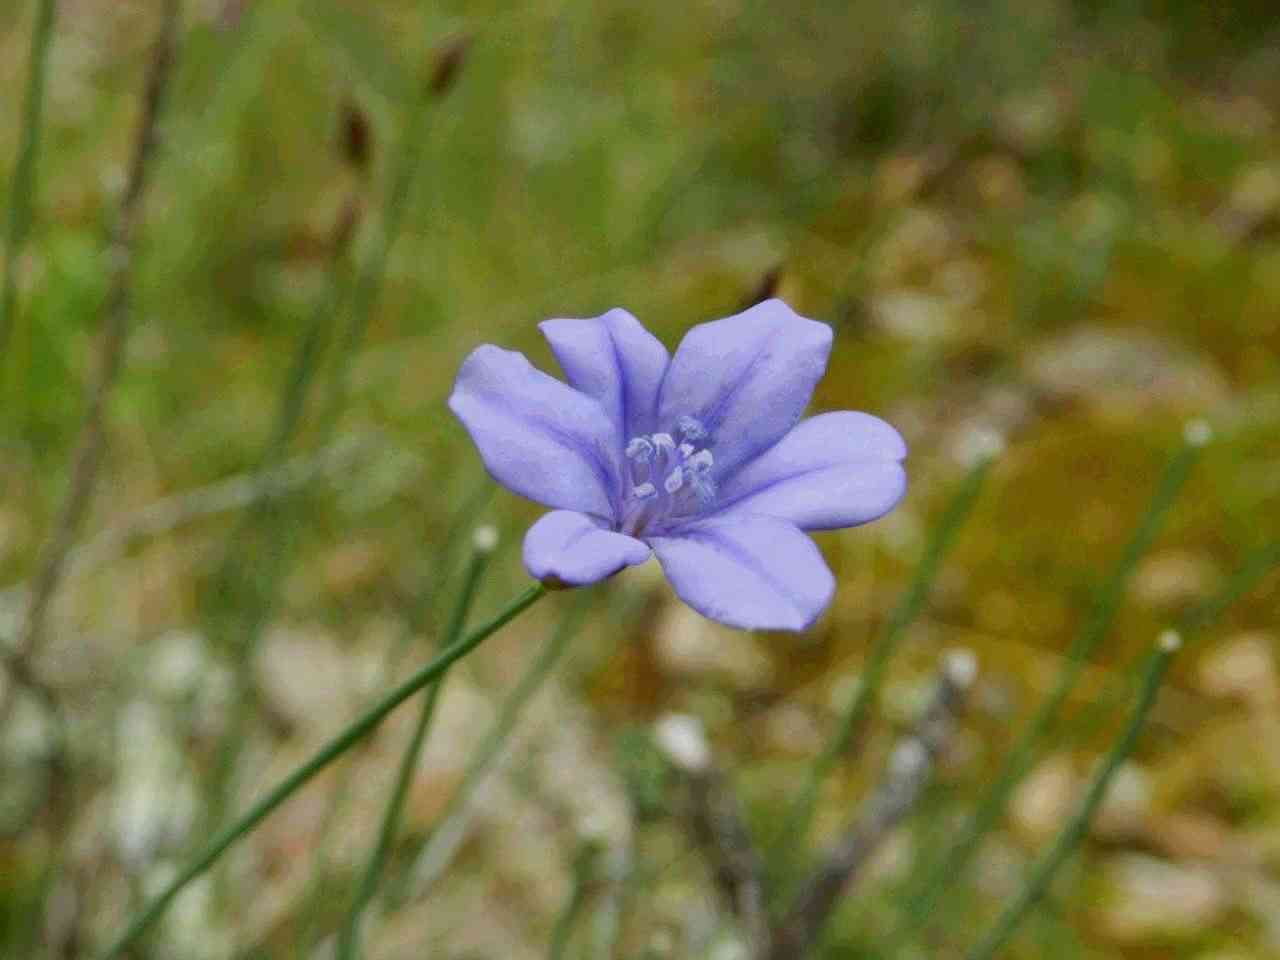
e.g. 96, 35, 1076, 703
95, 582, 548, 959
2, 0, 1280, 957
334, 536, 489, 959
0, 0, 57, 374
966, 634, 1180, 960
769, 450, 993, 888
893, 431, 1201, 941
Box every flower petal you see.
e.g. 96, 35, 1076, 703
449, 345, 620, 517
540, 308, 670, 443
523, 510, 651, 586
716, 412, 908, 530
657, 299, 832, 477
649, 515, 835, 631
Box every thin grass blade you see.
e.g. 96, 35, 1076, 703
964, 631, 1181, 960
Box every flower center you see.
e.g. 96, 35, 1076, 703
620, 415, 716, 537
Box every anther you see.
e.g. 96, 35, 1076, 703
691, 473, 711, 504
685, 449, 713, 472
632, 482, 657, 500
625, 437, 654, 462
652, 433, 676, 457
677, 416, 707, 442
664, 466, 684, 494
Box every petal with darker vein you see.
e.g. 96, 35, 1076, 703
449, 345, 621, 517
649, 514, 834, 631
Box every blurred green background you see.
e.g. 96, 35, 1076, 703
2, 0, 1279, 957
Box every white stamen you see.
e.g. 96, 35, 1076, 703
685, 449, 713, 472
618, 418, 719, 536
632, 482, 657, 500
677, 415, 707, 442
690, 473, 716, 503
625, 437, 654, 462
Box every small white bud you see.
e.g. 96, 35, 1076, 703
648, 931, 675, 956
1183, 419, 1212, 448
1158, 629, 1183, 653
955, 425, 1005, 468
943, 648, 978, 689
577, 811, 611, 844
889, 740, 928, 779
472, 525, 499, 555
654, 713, 710, 773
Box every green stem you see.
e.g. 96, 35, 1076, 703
317, 35, 463, 433
964, 633, 1180, 960
1065, 540, 1280, 749
895, 437, 1200, 935
588, 840, 635, 959
335, 548, 490, 959
200, 14, 466, 840
395, 590, 593, 900
548, 842, 598, 960
1180, 539, 1280, 634
95, 583, 546, 960
0, 0, 58, 375
771, 455, 992, 863
199, 199, 356, 842
290, 482, 494, 958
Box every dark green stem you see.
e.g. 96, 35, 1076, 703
548, 842, 598, 960
395, 590, 592, 900
895, 437, 1200, 935
334, 548, 490, 959
289, 481, 494, 958
0, 0, 58, 372
964, 634, 1180, 960
1065, 540, 1280, 749
317, 36, 467, 431
95, 583, 546, 960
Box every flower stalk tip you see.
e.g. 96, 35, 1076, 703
1182, 418, 1212, 448
472, 524, 499, 556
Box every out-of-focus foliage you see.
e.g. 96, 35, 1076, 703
1, 1, 1278, 957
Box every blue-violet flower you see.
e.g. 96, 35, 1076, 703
448, 299, 907, 631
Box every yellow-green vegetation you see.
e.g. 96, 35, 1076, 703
1, 1, 1278, 958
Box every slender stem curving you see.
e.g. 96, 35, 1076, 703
2, 0, 183, 730
894, 436, 1201, 938
547, 842, 598, 960
1064, 539, 1280, 750
398, 590, 592, 900
964, 634, 1180, 960
94, 583, 546, 960
335, 547, 490, 959
0, 0, 58, 371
